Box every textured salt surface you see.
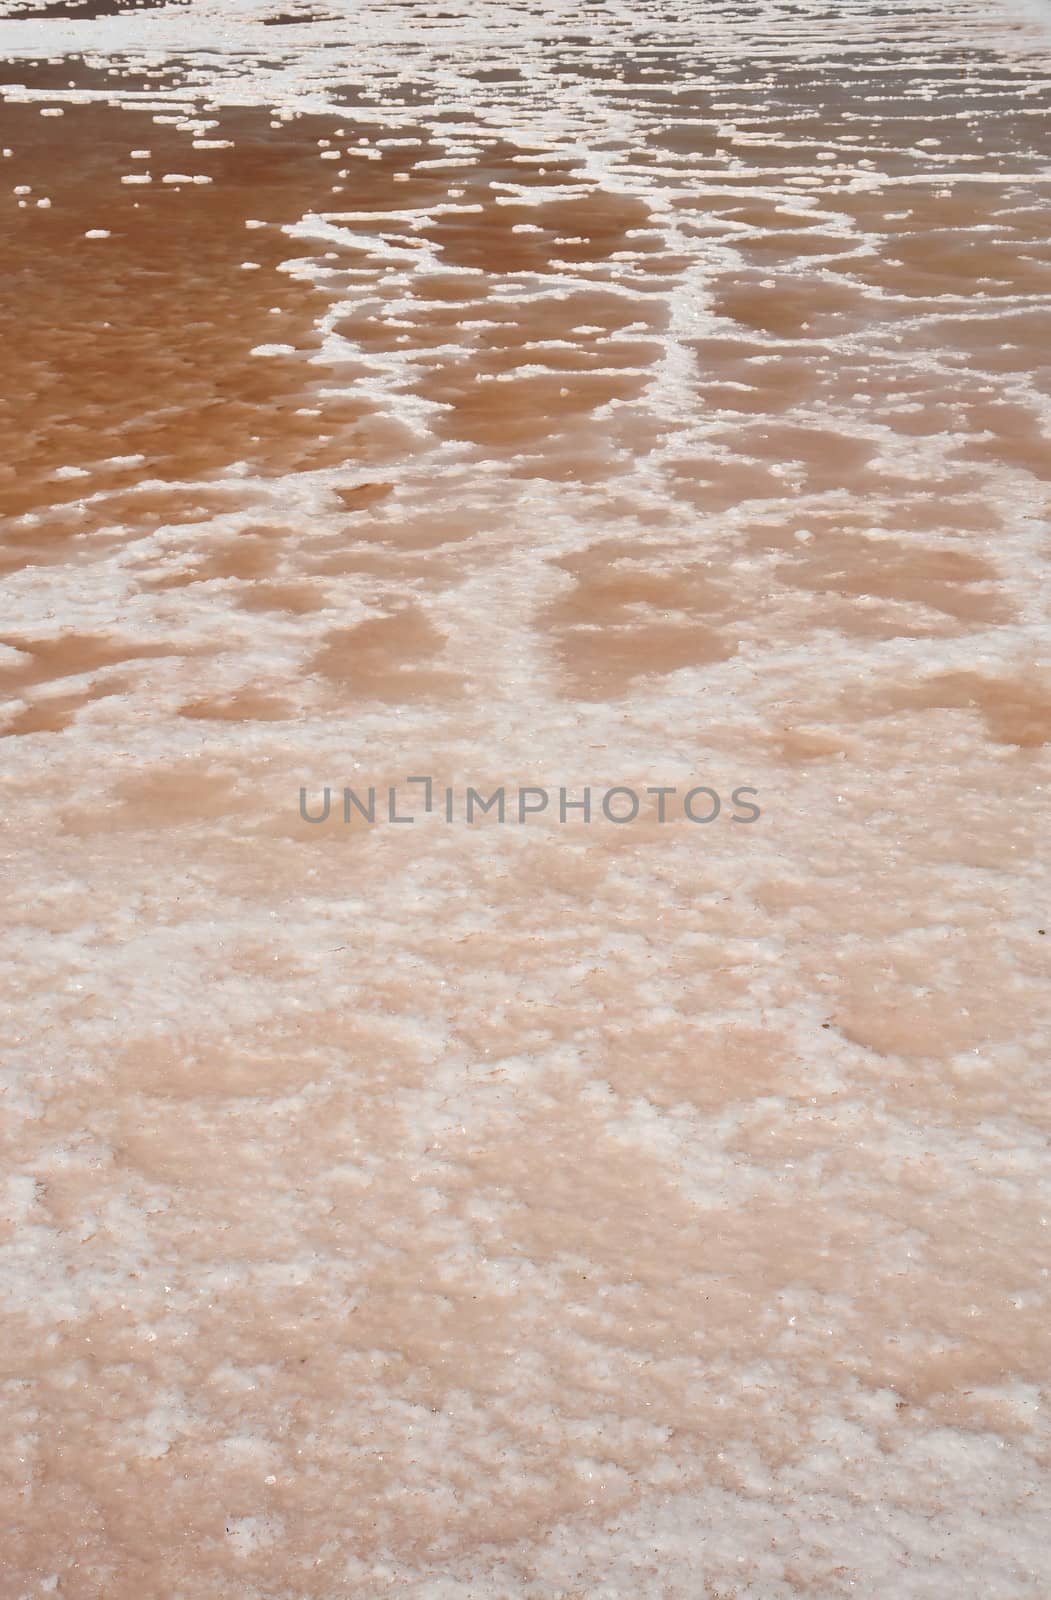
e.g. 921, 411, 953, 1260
1, 0, 1050, 1595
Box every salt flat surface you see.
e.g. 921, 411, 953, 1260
0, 0, 1050, 1594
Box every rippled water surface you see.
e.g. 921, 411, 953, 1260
2, 0, 1051, 1594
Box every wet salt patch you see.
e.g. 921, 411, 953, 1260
224, 1515, 284, 1559
4, 8, 1051, 1595
411, 157, 472, 170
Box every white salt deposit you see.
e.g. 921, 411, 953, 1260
1, 0, 1050, 1594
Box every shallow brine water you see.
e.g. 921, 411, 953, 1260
1, 0, 1050, 1594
